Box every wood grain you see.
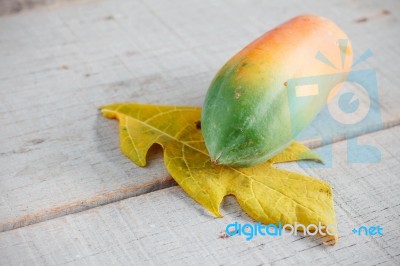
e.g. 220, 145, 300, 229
1, 0, 400, 232
1, 126, 399, 265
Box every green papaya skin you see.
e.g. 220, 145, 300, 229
201, 15, 352, 167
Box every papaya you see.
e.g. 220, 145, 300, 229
201, 15, 352, 167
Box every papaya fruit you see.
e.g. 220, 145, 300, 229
201, 15, 352, 167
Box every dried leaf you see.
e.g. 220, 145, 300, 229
101, 103, 337, 244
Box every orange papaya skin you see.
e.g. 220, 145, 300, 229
202, 15, 352, 167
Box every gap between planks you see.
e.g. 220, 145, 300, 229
1, 120, 399, 234
0, 175, 175, 233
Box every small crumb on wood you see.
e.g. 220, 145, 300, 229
218, 232, 230, 239
195, 121, 201, 129
58, 65, 69, 70
355, 17, 368, 23
355, 9, 391, 23
103, 15, 115, 20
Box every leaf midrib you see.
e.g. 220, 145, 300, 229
105, 108, 209, 156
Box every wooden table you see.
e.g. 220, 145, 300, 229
1, 0, 399, 264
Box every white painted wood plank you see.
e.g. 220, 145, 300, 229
0, 0, 69, 16
1, 0, 400, 231
1, 126, 399, 265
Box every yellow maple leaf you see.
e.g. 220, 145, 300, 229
101, 103, 337, 244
